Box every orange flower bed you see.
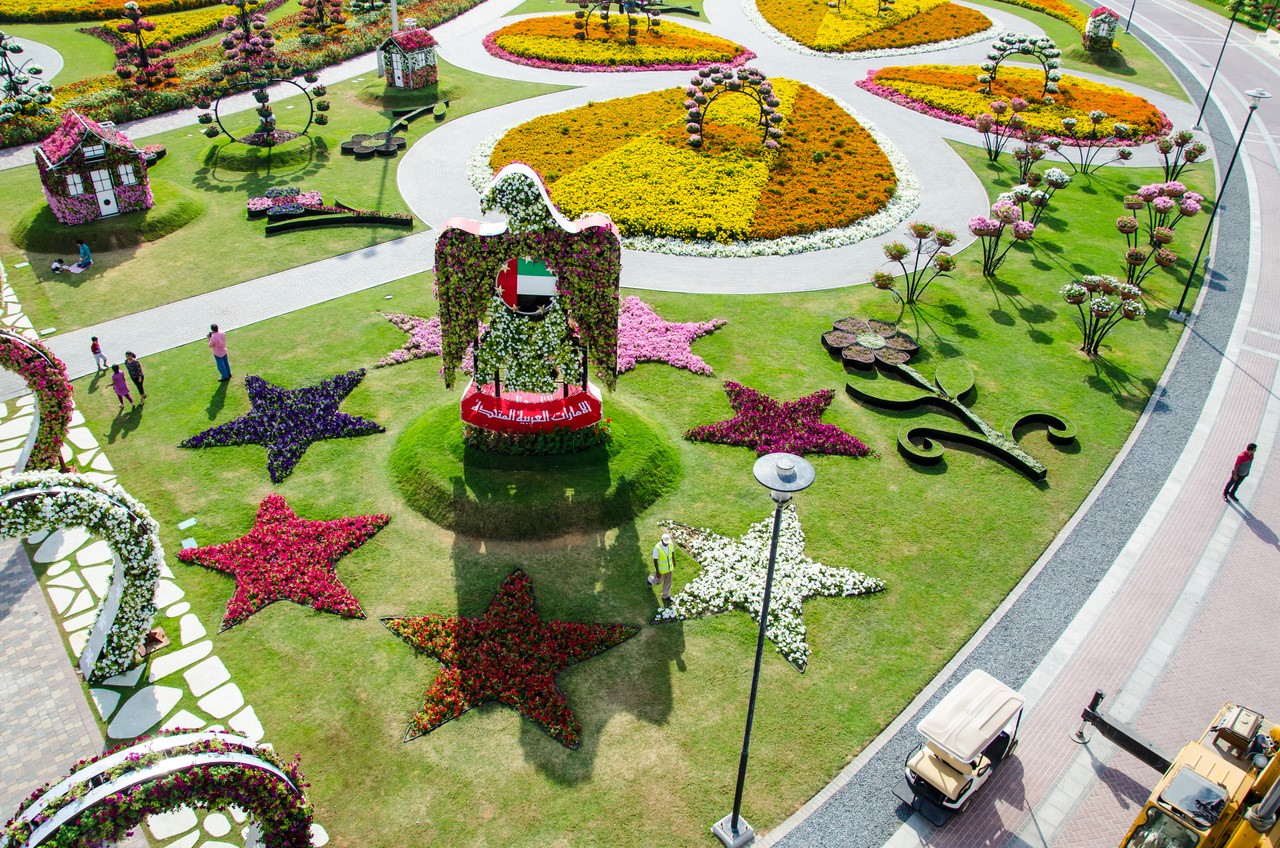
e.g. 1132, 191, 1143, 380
488, 15, 751, 69
490, 81, 898, 243
844, 3, 990, 51
0, 0, 215, 23
862, 64, 1169, 139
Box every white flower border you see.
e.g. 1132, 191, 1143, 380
653, 504, 884, 670
0, 471, 163, 681
467, 83, 921, 258
742, 0, 1003, 60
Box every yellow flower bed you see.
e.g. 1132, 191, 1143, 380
490, 81, 897, 243
993, 0, 1087, 31
489, 15, 749, 67
868, 65, 1168, 138
111, 4, 230, 45
757, 0, 991, 52
0, 0, 214, 23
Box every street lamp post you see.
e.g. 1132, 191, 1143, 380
1125, 0, 1138, 33
1171, 88, 1270, 322
1195, 1, 1243, 129
712, 453, 816, 848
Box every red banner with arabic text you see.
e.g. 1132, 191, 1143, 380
460, 380, 603, 433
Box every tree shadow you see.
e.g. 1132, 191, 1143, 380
1084, 356, 1157, 411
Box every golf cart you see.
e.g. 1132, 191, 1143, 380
892, 669, 1025, 826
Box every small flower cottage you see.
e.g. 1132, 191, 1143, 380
34, 110, 153, 226
377, 23, 438, 90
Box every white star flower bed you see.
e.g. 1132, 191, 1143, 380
654, 504, 884, 671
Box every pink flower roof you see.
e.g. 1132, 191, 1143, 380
37, 110, 139, 169
384, 27, 436, 52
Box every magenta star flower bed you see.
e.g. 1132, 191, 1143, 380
617, 296, 725, 376
178, 493, 389, 631
179, 370, 384, 483
685, 381, 873, 457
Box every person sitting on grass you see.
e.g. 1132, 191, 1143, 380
50, 258, 68, 274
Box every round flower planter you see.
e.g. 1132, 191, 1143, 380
1091, 303, 1114, 317
1153, 229, 1174, 244
872, 276, 894, 290
1098, 278, 1117, 295
1123, 198, 1145, 210
1122, 303, 1144, 319
1116, 218, 1139, 234
1154, 250, 1176, 268
1126, 252, 1147, 267
1064, 292, 1087, 305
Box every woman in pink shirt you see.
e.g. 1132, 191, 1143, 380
110, 364, 135, 412
208, 323, 231, 381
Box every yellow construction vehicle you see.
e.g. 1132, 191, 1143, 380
1078, 691, 1280, 848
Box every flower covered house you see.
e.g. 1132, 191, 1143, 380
377, 24, 438, 90
34, 110, 153, 226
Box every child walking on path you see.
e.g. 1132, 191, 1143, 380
90, 337, 107, 371
124, 352, 146, 400
110, 364, 134, 412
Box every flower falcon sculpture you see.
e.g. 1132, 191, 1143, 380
434, 163, 621, 454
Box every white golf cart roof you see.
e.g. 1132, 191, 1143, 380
918, 670, 1025, 763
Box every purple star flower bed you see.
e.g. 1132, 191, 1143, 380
180, 370, 384, 483
685, 381, 872, 457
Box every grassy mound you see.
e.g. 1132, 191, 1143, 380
202, 136, 332, 173
11, 178, 206, 252
356, 80, 464, 110
391, 399, 681, 538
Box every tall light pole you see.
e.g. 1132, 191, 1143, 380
1195, 1, 1243, 129
712, 453, 816, 848
1124, 0, 1138, 33
1171, 88, 1270, 322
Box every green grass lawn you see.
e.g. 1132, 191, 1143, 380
63, 145, 1213, 846
970, 0, 1188, 100
0, 59, 568, 333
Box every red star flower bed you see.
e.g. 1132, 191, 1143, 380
383, 570, 637, 749
177, 494, 389, 631
685, 381, 873, 457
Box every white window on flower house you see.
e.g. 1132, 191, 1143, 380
82, 142, 106, 160
90, 169, 114, 193
117, 164, 137, 186
66, 174, 86, 196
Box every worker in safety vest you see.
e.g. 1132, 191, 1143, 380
650, 532, 675, 608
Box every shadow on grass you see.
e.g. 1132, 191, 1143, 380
106, 403, 144, 444
206, 379, 229, 421
446, 520, 681, 785
1085, 356, 1157, 412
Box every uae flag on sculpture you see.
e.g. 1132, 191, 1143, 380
497, 257, 557, 308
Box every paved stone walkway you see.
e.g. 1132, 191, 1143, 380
8, 36, 63, 86
0, 538, 101, 815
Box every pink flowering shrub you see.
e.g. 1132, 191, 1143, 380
0, 330, 73, 471
616, 296, 725, 376
685, 381, 872, 457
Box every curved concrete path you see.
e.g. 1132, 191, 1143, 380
9, 36, 64, 84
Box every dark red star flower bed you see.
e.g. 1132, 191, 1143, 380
178, 493, 389, 631
684, 380, 872, 457
383, 570, 637, 749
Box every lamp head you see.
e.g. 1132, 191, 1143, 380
753, 453, 816, 504
1246, 88, 1272, 108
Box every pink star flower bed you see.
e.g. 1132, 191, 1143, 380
374, 314, 442, 368
686, 381, 873, 457
617, 296, 725, 376
177, 493, 389, 631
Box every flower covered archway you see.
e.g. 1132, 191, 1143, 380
0, 328, 73, 472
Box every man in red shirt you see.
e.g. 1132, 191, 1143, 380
1223, 443, 1256, 501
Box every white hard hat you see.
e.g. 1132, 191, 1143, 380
661, 533, 672, 545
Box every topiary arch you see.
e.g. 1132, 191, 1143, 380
684, 65, 783, 149
434, 164, 621, 390
0, 472, 163, 682
0, 328, 73, 472
0, 731, 314, 848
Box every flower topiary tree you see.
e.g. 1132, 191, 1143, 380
0, 30, 54, 125
996, 168, 1071, 227
684, 65, 783, 150
1060, 274, 1146, 356
975, 98, 1028, 163
979, 32, 1062, 99
299, 0, 345, 33
1115, 181, 1202, 285
872, 222, 957, 304
969, 198, 1036, 277
113, 1, 178, 91
1046, 111, 1133, 174
575, 0, 662, 44
1154, 129, 1209, 182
